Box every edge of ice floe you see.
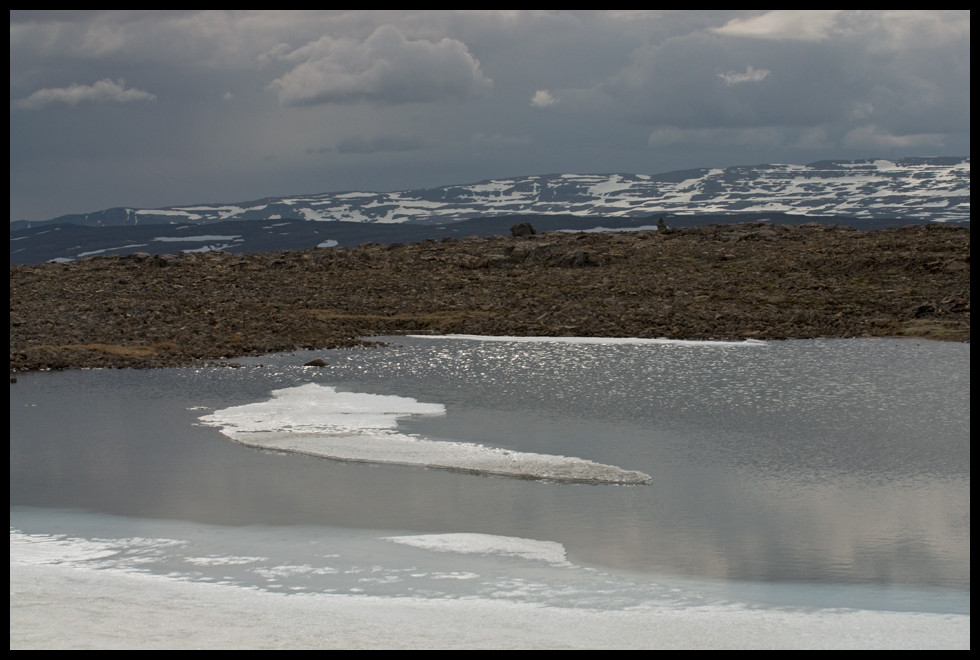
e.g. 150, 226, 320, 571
221, 429, 652, 485
384, 532, 572, 565
406, 334, 767, 346
198, 384, 651, 485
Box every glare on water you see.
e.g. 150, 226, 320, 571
9, 336, 971, 648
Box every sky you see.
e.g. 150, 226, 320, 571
9, 10, 971, 223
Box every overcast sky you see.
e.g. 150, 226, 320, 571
9, 10, 971, 222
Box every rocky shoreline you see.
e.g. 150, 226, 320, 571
9, 222, 970, 372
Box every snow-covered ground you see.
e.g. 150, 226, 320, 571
10, 523, 969, 650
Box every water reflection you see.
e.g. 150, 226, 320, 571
9, 338, 969, 592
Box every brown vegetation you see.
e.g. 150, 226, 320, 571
9, 222, 969, 372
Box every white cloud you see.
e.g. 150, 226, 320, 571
711, 10, 971, 53
530, 89, 558, 107
711, 10, 843, 41
267, 24, 492, 106
718, 66, 770, 86
851, 10, 970, 54
14, 78, 157, 109
9, 13, 133, 59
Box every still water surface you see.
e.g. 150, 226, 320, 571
9, 337, 969, 613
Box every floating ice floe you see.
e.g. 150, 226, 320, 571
385, 533, 572, 566
198, 384, 651, 485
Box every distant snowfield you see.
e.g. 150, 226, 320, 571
32, 157, 967, 229
10, 528, 969, 650
198, 383, 652, 484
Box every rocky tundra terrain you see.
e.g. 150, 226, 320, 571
9, 222, 970, 372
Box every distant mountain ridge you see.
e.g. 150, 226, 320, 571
12, 157, 970, 230
10, 157, 970, 264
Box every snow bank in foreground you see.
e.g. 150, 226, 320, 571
197, 384, 651, 485
10, 533, 969, 650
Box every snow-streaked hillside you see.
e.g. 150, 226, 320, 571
14, 157, 970, 230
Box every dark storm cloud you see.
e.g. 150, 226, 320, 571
576, 11, 969, 145
9, 10, 970, 223
332, 134, 428, 154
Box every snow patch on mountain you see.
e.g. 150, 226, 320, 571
12, 158, 970, 233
